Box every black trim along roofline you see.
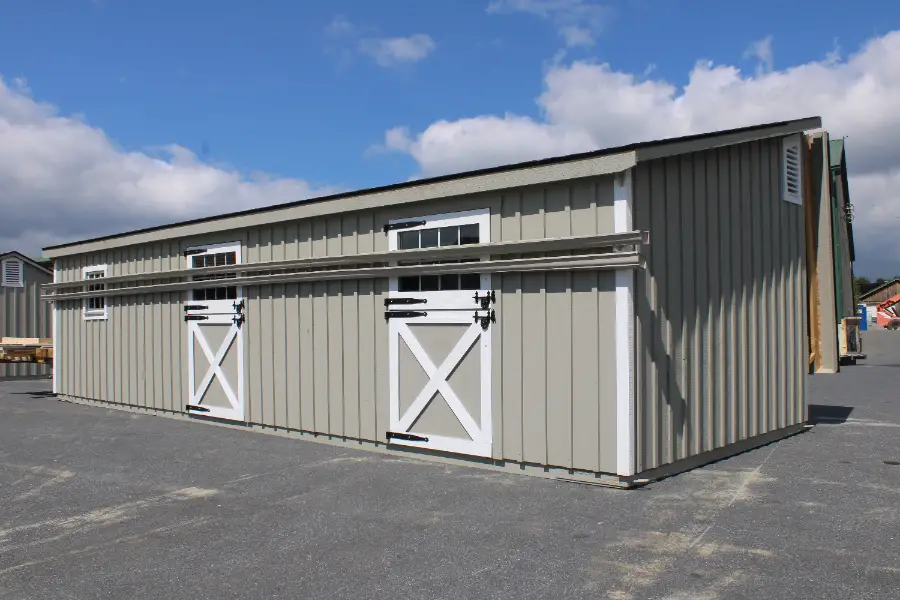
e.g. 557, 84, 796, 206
43, 117, 820, 252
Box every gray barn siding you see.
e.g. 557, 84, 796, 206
632, 137, 807, 472
54, 175, 621, 474
1, 261, 53, 378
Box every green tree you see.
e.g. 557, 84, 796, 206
854, 277, 868, 305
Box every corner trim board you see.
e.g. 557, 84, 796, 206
614, 168, 636, 477
52, 265, 58, 394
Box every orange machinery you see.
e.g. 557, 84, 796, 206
875, 293, 900, 330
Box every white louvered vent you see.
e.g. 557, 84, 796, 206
782, 135, 802, 205
2, 258, 24, 287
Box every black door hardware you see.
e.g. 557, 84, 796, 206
233, 299, 245, 313
383, 220, 427, 233
474, 309, 495, 330
384, 310, 428, 320
473, 290, 496, 309
185, 404, 210, 413
183, 304, 208, 312
232, 314, 245, 328
386, 431, 429, 442
184, 315, 209, 322
384, 297, 427, 306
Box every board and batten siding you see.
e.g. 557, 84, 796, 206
53, 174, 622, 474
632, 137, 807, 473
1, 261, 53, 379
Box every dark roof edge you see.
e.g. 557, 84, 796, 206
0, 251, 53, 275
43, 116, 822, 253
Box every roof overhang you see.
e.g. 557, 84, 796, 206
43, 116, 822, 258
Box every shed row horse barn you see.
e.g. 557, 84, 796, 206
42, 118, 818, 485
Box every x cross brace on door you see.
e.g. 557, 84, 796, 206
191, 323, 240, 413
394, 322, 483, 442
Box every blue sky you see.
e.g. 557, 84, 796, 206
0, 0, 890, 187
1, 1, 899, 275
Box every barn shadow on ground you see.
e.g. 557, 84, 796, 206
807, 404, 854, 424
10, 390, 58, 399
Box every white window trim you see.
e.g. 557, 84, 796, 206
82, 264, 109, 321
386, 208, 491, 308
782, 134, 803, 205
185, 241, 243, 315
1, 257, 24, 288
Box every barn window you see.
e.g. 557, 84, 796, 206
385, 209, 490, 300
395, 223, 482, 292
1, 258, 24, 287
83, 264, 108, 320
782, 135, 803, 205
190, 250, 238, 301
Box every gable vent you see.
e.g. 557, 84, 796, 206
1, 258, 24, 287
782, 135, 803, 205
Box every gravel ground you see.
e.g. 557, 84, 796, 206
1, 331, 898, 599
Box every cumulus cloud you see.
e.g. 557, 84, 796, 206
374, 32, 900, 277
0, 77, 337, 255
487, 0, 611, 48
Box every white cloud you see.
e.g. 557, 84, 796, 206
324, 15, 435, 68
324, 14, 356, 38
744, 35, 774, 74
374, 32, 900, 277
487, 0, 611, 48
560, 26, 594, 48
0, 77, 338, 256
359, 34, 436, 68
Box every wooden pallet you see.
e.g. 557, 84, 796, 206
0, 338, 53, 364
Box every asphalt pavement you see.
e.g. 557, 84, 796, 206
1, 331, 899, 599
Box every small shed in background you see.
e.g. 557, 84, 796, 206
1, 251, 53, 379
859, 279, 900, 307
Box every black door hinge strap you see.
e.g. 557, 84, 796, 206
383, 220, 426, 233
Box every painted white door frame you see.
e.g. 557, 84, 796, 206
185, 241, 245, 421
386, 208, 494, 457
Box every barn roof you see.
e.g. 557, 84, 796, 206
43, 116, 821, 258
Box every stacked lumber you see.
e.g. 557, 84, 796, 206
0, 338, 53, 364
